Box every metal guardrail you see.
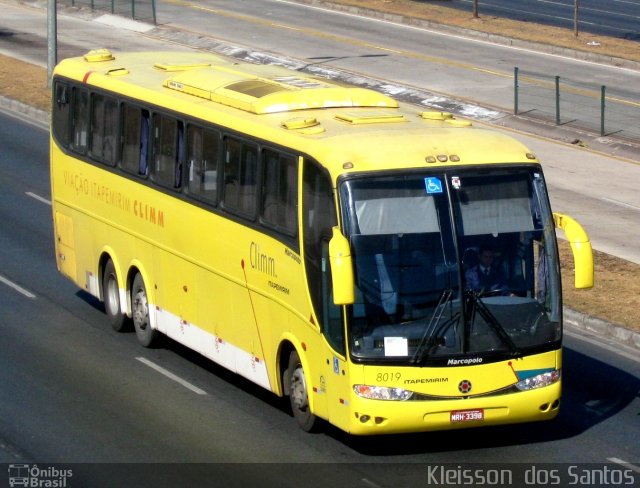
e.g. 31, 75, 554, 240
449, 0, 640, 41
514, 67, 640, 141
62, 0, 156, 24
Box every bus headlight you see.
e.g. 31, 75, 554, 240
515, 370, 561, 391
353, 384, 414, 401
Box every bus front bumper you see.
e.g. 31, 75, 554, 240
344, 381, 561, 435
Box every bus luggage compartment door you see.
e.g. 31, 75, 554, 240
54, 211, 77, 280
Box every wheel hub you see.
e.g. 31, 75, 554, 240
290, 368, 308, 410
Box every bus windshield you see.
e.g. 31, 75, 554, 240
339, 167, 561, 365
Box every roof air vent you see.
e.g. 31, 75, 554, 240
83, 49, 114, 63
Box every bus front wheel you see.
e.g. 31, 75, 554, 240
287, 350, 317, 432
103, 260, 131, 332
131, 273, 158, 348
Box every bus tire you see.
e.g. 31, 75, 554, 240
287, 350, 317, 432
131, 273, 158, 347
103, 260, 131, 332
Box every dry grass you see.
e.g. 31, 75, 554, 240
559, 240, 640, 330
0, 53, 50, 111
1, 4, 638, 331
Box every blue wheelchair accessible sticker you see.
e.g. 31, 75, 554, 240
424, 177, 443, 194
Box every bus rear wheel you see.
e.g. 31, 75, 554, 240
287, 350, 317, 432
103, 260, 131, 332
131, 273, 158, 348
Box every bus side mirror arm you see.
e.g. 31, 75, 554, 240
553, 212, 594, 289
329, 227, 355, 305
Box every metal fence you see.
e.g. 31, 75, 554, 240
61, 0, 156, 24
447, 0, 640, 40
514, 67, 640, 142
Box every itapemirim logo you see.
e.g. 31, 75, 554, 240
7, 464, 72, 488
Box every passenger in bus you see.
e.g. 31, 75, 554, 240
465, 244, 507, 293
138, 110, 150, 176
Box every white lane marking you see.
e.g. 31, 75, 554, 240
607, 458, 640, 474
26, 192, 51, 206
360, 478, 384, 488
0, 274, 36, 299
136, 357, 207, 395
564, 328, 640, 364
272, 23, 301, 31
601, 197, 640, 212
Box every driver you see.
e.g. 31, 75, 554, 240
465, 244, 507, 293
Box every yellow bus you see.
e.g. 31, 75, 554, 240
50, 49, 593, 435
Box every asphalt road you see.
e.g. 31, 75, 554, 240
447, 0, 640, 40
0, 104, 639, 485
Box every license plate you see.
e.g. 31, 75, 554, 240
450, 409, 484, 423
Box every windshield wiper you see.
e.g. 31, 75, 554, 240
465, 290, 522, 357
411, 289, 456, 364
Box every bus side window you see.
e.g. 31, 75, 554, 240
71, 86, 89, 154
139, 110, 150, 176
122, 105, 141, 175
90, 93, 118, 165
176, 121, 184, 188
223, 137, 257, 217
261, 149, 297, 235
121, 106, 150, 177
187, 125, 219, 203
152, 113, 182, 189
52, 80, 70, 147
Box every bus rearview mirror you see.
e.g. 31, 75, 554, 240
329, 227, 355, 305
553, 212, 594, 289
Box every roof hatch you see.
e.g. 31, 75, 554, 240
163, 69, 398, 114
335, 111, 406, 124
154, 62, 212, 72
